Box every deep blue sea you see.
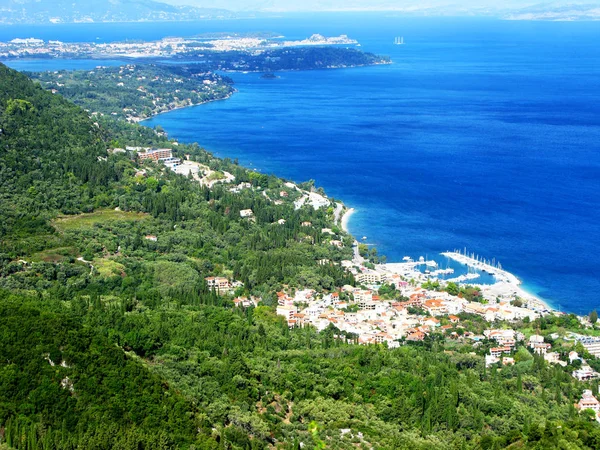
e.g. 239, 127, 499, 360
2, 15, 600, 314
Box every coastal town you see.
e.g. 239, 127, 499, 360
0, 34, 359, 60
133, 140, 600, 416
3, 1, 600, 446
134, 145, 600, 381
84, 66, 600, 408
124, 140, 600, 410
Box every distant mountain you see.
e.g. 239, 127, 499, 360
0, 0, 238, 24
506, 2, 600, 21
163, 0, 525, 14
165, 0, 600, 20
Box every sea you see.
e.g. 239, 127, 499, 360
2, 14, 600, 314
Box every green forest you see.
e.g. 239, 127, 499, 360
172, 47, 391, 72
29, 65, 234, 122
1, 62, 600, 449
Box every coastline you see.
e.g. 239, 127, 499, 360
136, 58, 388, 123
218, 60, 392, 74
340, 207, 355, 233
134, 63, 562, 318
441, 251, 554, 313
144, 89, 558, 317
137, 89, 236, 123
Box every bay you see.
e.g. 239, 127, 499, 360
3, 15, 600, 313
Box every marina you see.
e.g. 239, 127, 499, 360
442, 249, 552, 312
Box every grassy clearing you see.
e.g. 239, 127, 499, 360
53, 209, 149, 231
30, 247, 78, 263
93, 258, 126, 278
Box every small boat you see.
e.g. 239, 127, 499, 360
361, 236, 367, 240
394, 37, 405, 45
402, 256, 412, 261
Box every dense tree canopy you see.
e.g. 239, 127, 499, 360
2, 63, 600, 449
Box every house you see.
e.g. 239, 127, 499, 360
358, 334, 377, 345
423, 299, 447, 316
233, 297, 258, 308
406, 331, 426, 342
485, 329, 518, 348
502, 357, 515, 366
485, 307, 499, 322
359, 301, 377, 311
573, 366, 599, 381
240, 209, 254, 218
291, 313, 309, 328
280, 191, 289, 197
569, 351, 581, 363
400, 294, 425, 308
277, 291, 294, 306
577, 390, 600, 413
464, 302, 487, 316
276, 305, 298, 322
294, 289, 315, 303
353, 290, 373, 304
490, 346, 511, 358
355, 271, 382, 285
330, 240, 344, 248
144, 235, 157, 241
391, 302, 406, 312
205, 277, 230, 292
374, 332, 393, 344
277, 219, 286, 225
544, 352, 561, 364
531, 343, 551, 355
422, 317, 440, 328
485, 354, 500, 367
529, 334, 545, 345
448, 315, 461, 324
497, 308, 516, 321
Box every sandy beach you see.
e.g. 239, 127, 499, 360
341, 207, 355, 233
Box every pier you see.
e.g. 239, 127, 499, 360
441, 249, 518, 285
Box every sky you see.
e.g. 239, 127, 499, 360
161, 0, 597, 13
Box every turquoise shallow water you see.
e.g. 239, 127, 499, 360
3, 16, 600, 313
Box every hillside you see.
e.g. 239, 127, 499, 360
29, 65, 235, 122
2, 63, 600, 449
